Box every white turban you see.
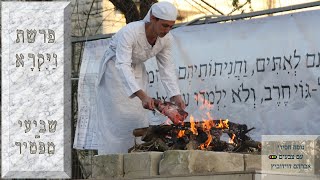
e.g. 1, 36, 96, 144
143, 1, 177, 22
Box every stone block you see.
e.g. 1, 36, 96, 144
159, 150, 245, 176
124, 152, 163, 178
91, 154, 124, 179
1, 1, 71, 179
244, 154, 261, 171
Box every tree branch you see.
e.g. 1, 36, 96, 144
109, 0, 140, 23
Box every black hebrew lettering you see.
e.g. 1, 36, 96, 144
52, 53, 58, 69
15, 29, 55, 43
227, 62, 233, 75
155, 92, 167, 101
17, 53, 58, 71
38, 54, 45, 71
29, 142, 37, 154
16, 54, 24, 67
267, 57, 270, 65
306, 53, 316, 68
39, 142, 45, 154
18, 120, 22, 127
155, 69, 159, 82
264, 86, 272, 101
182, 93, 189, 106
48, 29, 55, 43
293, 49, 300, 69
272, 56, 281, 71
199, 91, 206, 104
194, 65, 198, 75
199, 64, 207, 79
187, 65, 193, 79
28, 53, 35, 71
18, 120, 57, 133
208, 60, 212, 76
283, 55, 292, 70
240, 83, 250, 102
39, 120, 46, 133
250, 88, 256, 102
213, 62, 223, 76
206, 91, 214, 105
15, 142, 22, 154
243, 60, 247, 74
231, 88, 241, 103
15, 141, 55, 154
318, 53, 320, 67
24, 120, 31, 133
256, 58, 265, 72
234, 61, 242, 74
224, 62, 228, 70
16, 29, 24, 43
273, 86, 280, 99
305, 83, 311, 98
294, 84, 298, 93
194, 92, 199, 106
215, 86, 222, 104
27, 29, 37, 43
281, 85, 290, 99
148, 70, 154, 83
299, 83, 304, 98
33, 120, 37, 127
179, 66, 186, 79
48, 142, 55, 154
48, 120, 57, 133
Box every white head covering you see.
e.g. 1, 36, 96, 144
143, 1, 178, 22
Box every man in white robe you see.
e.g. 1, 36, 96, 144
96, 1, 185, 154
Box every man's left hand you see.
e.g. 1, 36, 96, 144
170, 95, 186, 110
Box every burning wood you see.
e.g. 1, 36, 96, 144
129, 120, 261, 153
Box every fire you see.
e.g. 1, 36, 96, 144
177, 130, 185, 138
215, 119, 229, 129
189, 115, 198, 135
229, 133, 236, 144
177, 92, 231, 150
199, 125, 213, 150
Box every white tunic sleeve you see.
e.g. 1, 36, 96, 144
114, 28, 141, 97
156, 34, 181, 98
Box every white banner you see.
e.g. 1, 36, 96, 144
73, 39, 110, 149
74, 10, 320, 149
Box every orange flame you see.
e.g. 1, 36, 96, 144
188, 92, 231, 150
215, 119, 229, 129
189, 115, 198, 135
202, 119, 214, 131
229, 133, 236, 144
177, 130, 185, 138
204, 134, 212, 147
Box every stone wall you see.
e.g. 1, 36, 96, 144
91, 151, 261, 179
90, 151, 320, 180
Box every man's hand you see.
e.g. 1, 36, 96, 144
170, 95, 186, 110
135, 90, 155, 110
